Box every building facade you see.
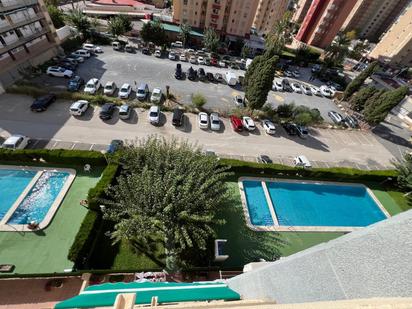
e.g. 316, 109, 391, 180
172, 0, 259, 37
0, 0, 59, 89
253, 0, 289, 35
294, 0, 358, 49
292, 0, 312, 24
369, 5, 412, 67
342, 0, 411, 43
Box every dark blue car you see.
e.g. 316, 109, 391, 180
107, 140, 124, 154
67, 76, 84, 92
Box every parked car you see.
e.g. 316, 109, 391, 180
168, 51, 177, 60
118, 83, 132, 99
328, 111, 344, 124
294, 155, 312, 168
69, 100, 89, 116
148, 105, 160, 125
320, 86, 333, 98
198, 68, 206, 81
282, 79, 292, 92
107, 139, 123, 154
296, 125, 309, 138
68, 54, 84, 63
63, 57, 79, 66
119, 104, 132, 120
30, 93, 56, 112
214, 73, 224, 83
262, 119, 276, 135
301, 84, 312, 95
210, 112, 221, 131
58, 61, 76, 71
344, 115, 359, 128
284, 70, 293, 77
175, 63, 183, 79
99, 103, 116, 120
47, 66, 73, 78
154, 49, 162, 58
67, 76, 84, 91
1, 134, 29, 150
72, 49, 91, 58
257, 155, 272, 164
233, 95, 245, 108
179, 54, 187, 61
82, 43, 102, 53
198, 112, 209, 129
206, 72, 215, 82
189, 55, 197, 64
273, 79, 284, 91
282, 123, 298, 135
112, 41, 122, 51
218, 61, 226, 68
136, 83, 149, 100
210, 58, 218, 66
310, 86, 321, 96
84, 78, 101, 95
242, 116, 256, 131
230, 115, 243, 132
172, 108, 184, 126
171, 41, 183, 48
150, 87, 162, 103
187, 67, 197, 81
103, 81, 117, 96
291, 82, 302, 93
198, 56, 206, 65
142, 47, 150, 55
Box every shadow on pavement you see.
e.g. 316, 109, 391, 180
372, 124, 412, 149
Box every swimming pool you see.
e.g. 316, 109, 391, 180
0, 166, 76, 232
239, 177, 389, 232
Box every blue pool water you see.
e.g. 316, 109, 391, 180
0, 169, 37, 220
7, 171, 69, 225
243, 180, 273, 226
266, 181, 386, 227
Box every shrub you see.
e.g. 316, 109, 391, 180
61, 36, 84, 53
87, 163, 119, 211
67, 210, 102, 265
191, 93, 207, 108
343, 61, 378, 100
349, 86, 378, 112
276, 103, 295, 118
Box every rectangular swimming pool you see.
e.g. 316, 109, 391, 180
239, 178, 389, 232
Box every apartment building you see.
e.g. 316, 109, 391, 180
0, 0, 59, 89
292, 0, 312, 24
172, 0, 259, 37
253, 0, 289, 35
294, 0, 358, 49
369, 5, 412, 67
342, 0, 411, 43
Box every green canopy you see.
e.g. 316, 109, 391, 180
55, 281, 240, 308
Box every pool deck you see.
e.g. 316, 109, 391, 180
0, 165, 76, 232
238, 177, 390, 233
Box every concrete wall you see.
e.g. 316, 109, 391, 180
228, 210, 412, 304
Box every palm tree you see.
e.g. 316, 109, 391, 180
324, 32, 350, 67
265, 11, 292, 56
65, 6, 90, 39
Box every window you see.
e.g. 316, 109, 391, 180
183, 0, 188, 5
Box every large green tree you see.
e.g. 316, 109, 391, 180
179, 23, 191, 47
65, 7, 90, 39
343, 61, 379, 100
102, 136, 232, 271
395, 153, 412, 196
203, 28, 220, 52
349, 86, 378, 112
108, 15, 132, 38
140, 20, 167, 46
265, 11, 292, 56
47, 5, 65, 29
324, 32, 350, 67
363, 86, 408, 125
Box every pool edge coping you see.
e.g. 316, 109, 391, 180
0, 165, 77, 232
238, 176, 390, 233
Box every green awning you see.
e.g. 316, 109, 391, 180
55, 281, 240, 308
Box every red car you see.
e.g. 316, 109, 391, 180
210, 58, 218, 66
230, 115, 243, 132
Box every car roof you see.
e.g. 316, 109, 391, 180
150, 105, 159, 112
119, 104, 130, 112
4, 135, 23, 144
87, 78, 98, 84
71, 100, 88, 107
105, 81, 115, 85
199, 112, 208, 118
120, 83, 130, 88
153, 88, 161, 93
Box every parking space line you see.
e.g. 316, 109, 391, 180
50, 140, 59, 150
89, 144, 95, 151
71, 143, 76, 150
30, 139, 39, 148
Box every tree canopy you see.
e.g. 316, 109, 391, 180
349, 86, 378, 112
108, 15, 132, 38
47, 5, 65, 29
395, 153, 412, 196
65, 7, 91, 39
140, 20, 167, 46
343, 61, 379, 100
179, 23, 191, 47
102, 136, 232, 271
324, 32, 350, 67
203, 28, 220, 52
265, 11, 292, 56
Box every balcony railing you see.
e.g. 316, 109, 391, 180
0, 0, 38, 12
211, 13, 219, 19
0, 12, 43, 35
0, 27, 48, 54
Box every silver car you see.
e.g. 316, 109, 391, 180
210, 113, 221, 131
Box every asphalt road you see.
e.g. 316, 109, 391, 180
38, 46, 342, 122
0, 94, 395, 170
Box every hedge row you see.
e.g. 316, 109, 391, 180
87, 163, 119, 211
219, 158, 397, 182
0, 149, 106, 166
67, 210, 102, 265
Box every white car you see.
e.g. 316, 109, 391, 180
118, 83, 132, 99
46, 66, 73, 78
189, 55, 197, 64
198, 112, 209, 129
72, 49, 91, 58
1, 134, 29, 150
310, 86, 321, 96
198, 56, 206, 65
68, 54, 84, 63
171, 41, 183, 48
150, 87, 162, 103
320, 85, 333, 97
168, 51, 177, 60
210, 112, 221, 131
328, 111, 344, 124
284, 70, 293, 77
233, 95, 245, 108
179, 54, 187, 62
301, 84, 312, 95
262, 119, 276, 135
242, 116, 256, 131
273, 79, 283, 91
148, 105, 160, 125
154, 50, 162, 58
292, 70, 300, 78
186, 48, 195, 53
294, 155, 312, 168
291, 82, 302, 93
104, 81, 117, 96
219, 61, 226, 68
84, 78, 101, 95
82, 43, 102, 53
70, 100, 89, 116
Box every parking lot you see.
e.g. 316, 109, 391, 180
0, 94, 395, 169
38, 46, 342, 122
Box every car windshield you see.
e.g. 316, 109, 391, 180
2, 143, 14, 149
121, 87, 128, 92
86, 83, 94, 88
69, 81, 77, 86
138, 89, 145, 94
212, 119, 219, 124
105, 85, 112, 90
150, 111, 158, 117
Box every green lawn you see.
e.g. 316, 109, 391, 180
0, 165, 102, 275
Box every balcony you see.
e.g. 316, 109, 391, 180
212, 4, 221, 10
0, 12, 43, 35
0, 27, 48, 54
211, 13, 219, 19
0, 0, 38, 13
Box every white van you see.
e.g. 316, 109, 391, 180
72, 49, 91, 58
224, 71, 237, 86
294, 155, 312, 168
112, 41, 122, 51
